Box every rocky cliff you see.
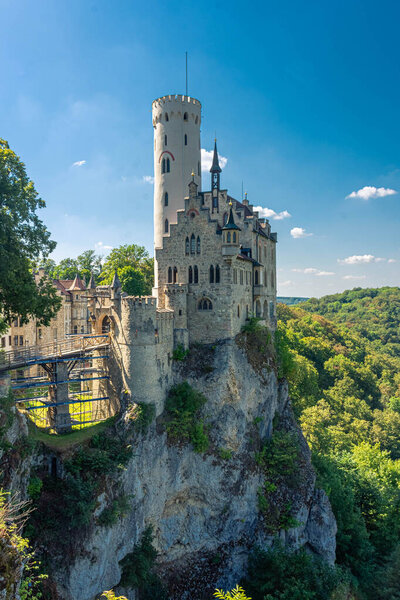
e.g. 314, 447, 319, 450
1, 338, 336, 600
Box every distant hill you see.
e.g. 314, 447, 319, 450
277, 296, 309, 306
300, 287, 400, 357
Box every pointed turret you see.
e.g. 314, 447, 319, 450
222, 201, 241, 256
210, 139, 222, 174
111, 270, 121, 290
69, 273, 85, 291
188, 170, 198, 198
210, 139, 221, 213
222, 204, 241, 231
87, 272, 96, 290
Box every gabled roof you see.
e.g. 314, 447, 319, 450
68, 273, 86, 291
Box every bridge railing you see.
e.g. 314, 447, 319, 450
0, 334, 110, 371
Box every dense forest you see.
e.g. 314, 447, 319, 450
301, 287, 400, 357
275, 290, 400, 599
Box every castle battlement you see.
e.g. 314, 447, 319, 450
152, 95, 201, 108
122, 296, 157, 308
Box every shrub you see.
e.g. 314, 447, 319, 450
165, 382, 209, 453
243, 545, 350, 600
129, 402, 155, 433
119, 527, 167, 598
98, 494, 132, 527
242, 316, 263, 334
27, 476, 43, 502
214, 585, 251, 599
172, 344, 189, 361
274, 326, 295, 378
218, 448, 233, 460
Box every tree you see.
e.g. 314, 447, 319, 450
0, 139, 61, 331
99, 244, 154, 295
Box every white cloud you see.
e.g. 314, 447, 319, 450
388, 258, 397, 263
142, 175, 155, 184
292, 267, 334, 276
290, 227, 313, 239
72, 160, 86, 167
338, 254, 378, 265
279, 280, 293, 287
201, 148, 228, 172
95, 241, 113, 252
346, 186, 397, 201
253, 206, 291, 221
343, 275, 367, 280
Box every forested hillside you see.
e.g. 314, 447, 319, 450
301, 287, 400, 357
277, 300, 400, 598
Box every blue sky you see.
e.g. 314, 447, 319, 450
1, 0, 399, 297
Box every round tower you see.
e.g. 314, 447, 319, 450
152, 95, 202, 256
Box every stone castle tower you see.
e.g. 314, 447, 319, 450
152, 95, 202, 290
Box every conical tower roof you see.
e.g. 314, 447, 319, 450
210, 139, 222, 173
111, 270, 121, 289
87, 272, 96, 289
222, 203, 241, 231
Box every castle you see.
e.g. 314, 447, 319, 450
3, 94, 277, 416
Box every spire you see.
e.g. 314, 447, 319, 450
222, 201, 241, 231
210, 139, 222, 173
111, 270, 121, 289
87, 272, 96, 289
69, 273, 85, 291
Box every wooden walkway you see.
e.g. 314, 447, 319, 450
0, 334, 110, 373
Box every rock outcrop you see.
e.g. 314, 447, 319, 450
2, 339, 337, 600
55, 339, 336, 600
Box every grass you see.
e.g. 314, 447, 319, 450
27, 417, 116, 450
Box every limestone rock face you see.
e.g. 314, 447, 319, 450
52, 340, 336, 600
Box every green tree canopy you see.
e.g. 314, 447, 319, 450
99, 244, 154, 295
0, 139, 61, 331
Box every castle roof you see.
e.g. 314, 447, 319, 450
68, 273, 86, 291
222, 205, 241, 231
210, 140, 222, 173
87, 272, 96, 289
111, 270, 121, 289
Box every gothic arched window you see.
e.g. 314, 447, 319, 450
209, 265, 214, 284
198, 298, 213, 310
197, 236, 201, 254
185, 237, 189, 255
188, 266, 193, 284
168, 267, 172, 283
164, 219, 169, 233
164, 192, 168, 206
161, 158, 166, 174
194, 265, 198, 283
173, 266, 178, 283
166, 158, 170, 172
190, 234, 195, 254
255, 270, 259, 285
215, 264, 220, 283
184, 134, 188, 145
